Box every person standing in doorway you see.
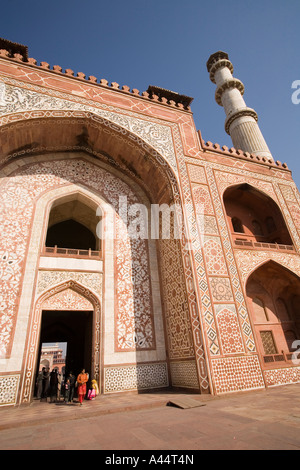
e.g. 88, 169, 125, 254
64, 377, 70, 403
76, 369, 89, 405
57, 372, 62, 402
36, 368, 44, 399
50, 369, 58, 403
42, 367, 50, 400
66, 372, 76, 403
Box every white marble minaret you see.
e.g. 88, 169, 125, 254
206, 51, 273, 160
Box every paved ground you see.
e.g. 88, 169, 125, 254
1, 384, 300, 451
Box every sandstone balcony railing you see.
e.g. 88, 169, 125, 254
42, 245, 102, 259
263, 351, 294, 365
233, 237, 294, 253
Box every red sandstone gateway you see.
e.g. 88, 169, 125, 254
0, 40, 299, 407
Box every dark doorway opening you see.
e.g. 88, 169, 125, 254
46, 219, 97, 250
35, 309, 94, 397
45, 196, 101, 251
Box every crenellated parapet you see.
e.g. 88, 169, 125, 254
198, 131, 289, 171
0, 39, 193, 112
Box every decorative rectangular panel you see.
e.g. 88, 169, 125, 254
0, 375, 20, 406
260, 331, 277, 355
169, 361, 199, 389
211, 356, 265, 394
104, 363, 168, 393
264, 367, 300, 387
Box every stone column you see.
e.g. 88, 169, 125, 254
206, 51, 273, 160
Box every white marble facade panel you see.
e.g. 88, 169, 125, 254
0, 154, 165, 372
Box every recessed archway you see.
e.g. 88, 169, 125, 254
1, 113, 210, 399
246, 261, 300, 368
223, 183, 293, 246
0, 113, 176, 205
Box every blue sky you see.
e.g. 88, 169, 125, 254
1, 0, 300, 188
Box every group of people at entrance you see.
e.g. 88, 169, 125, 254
36, 368, 99, 405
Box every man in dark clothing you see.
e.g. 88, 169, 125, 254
42, 367, 50, 399
68, 372, 76, 402
36, 368, 44, 399
49, 369, 58, 402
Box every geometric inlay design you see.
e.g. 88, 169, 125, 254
192, 184, 214, 215
0, 375, 19, 406
187, 164, 207, 184
205, 167, 257, 353
211, 355, 265, 394
209, 277, 234, 302
260, 331, 277, 355
169, 360, 199, 389
104, 363, 168, 393
214, 304, 244, 354
264, 367, 300, 387
204, 237, 228, 276
158, 239, 195, 359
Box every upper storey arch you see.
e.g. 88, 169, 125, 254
45, 192, 101, 252
223, 183, 294, 249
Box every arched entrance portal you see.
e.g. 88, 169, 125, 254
22, 281, 101, 404
36, 309, 93, 393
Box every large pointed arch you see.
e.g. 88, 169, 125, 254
0, 111, 179, 205
0, 112, 211, 399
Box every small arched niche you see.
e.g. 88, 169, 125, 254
45, 193, 102, 253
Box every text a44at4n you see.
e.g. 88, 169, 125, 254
105, 454, 194, 466
147, 454, 194, 465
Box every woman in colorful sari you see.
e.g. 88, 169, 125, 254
76, 369, 89, 405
